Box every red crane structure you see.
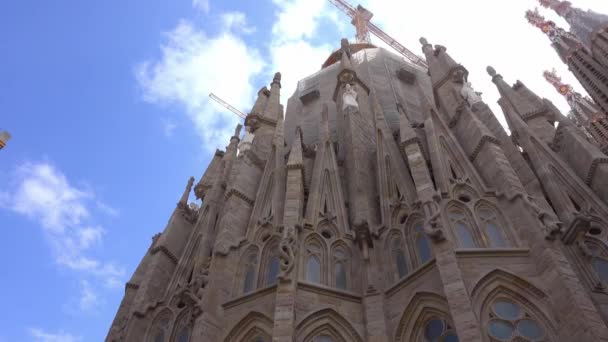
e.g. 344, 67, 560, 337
327, 0, 428, 69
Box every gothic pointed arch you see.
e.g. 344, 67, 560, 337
376, 126, 416, 228
445, 200, 482, 248
548, 163, 591, 213
470, 269, 557, 341
394, 292, 458, 342
246, 152, 276, 239
295, 308, 364, 342
301, 233, 327, 285
305, 139, 350, 236
329, 240, 351, 290
259, 236, 281, 288
583, 237, 608, 288
223, 311, 274, 342
473, 200, 514, 248
404, 214, 433, 268
234, 245, 260, 295
145, 308, 174, 342
384, 229, 410, 282
169, 309, 193, 342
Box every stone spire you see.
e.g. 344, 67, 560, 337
526, 8, 608, 115
178, 176, 195, 208
537, 0, 608, 51
272, 114, 286, 227
543, 68, 608, 148
263, 72, 282, 122
419, 37, 462, 86
487, 66, 556, 144
525, 9, 583, 62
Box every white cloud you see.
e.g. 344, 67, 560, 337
0, 162, 125, 294
270, 40, 333, 99
136, 18, 264, 150
192, 0, 209, 13
221, 12, 256, 35
96, 200, 119, 217
268, 0, 343, 99
359, 0, 608, 127
161, 118, 178, 138
28, 328, 81, 342
78, 280, 100, 312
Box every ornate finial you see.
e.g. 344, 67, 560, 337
234, 124, 242, 138
419, 37, 429, 46
272, 72, 282, 87
525, 8, 566, 42
486, 66, 497, 77
179, 176, 195, 207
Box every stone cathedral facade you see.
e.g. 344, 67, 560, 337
108, 5, 608, 342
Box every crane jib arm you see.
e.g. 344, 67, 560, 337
326, 0, 428, 69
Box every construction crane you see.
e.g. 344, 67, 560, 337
209, 93, 247, 119
327, 0, 428, 69
0, 131, 11, 150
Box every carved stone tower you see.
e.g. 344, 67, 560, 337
107, 37, 608, 341
526, 2, 608, 114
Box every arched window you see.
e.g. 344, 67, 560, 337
306, 243, 323, 284
449, 209, 477, 248
314, 335, 334, 342
148, 311, 172, 342
243, 254, 258, 294
391, 237, 408, 279
486, 299, 547, 341
265, 256, 279, 286
477, 207, 507, 248
587, 242, 608, 284
307, 256, 321, 283
175, 326, 190, 342
334, 249, 347, 290
423, 318, 459, 342
413, 222, 432, 264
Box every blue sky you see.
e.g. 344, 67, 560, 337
0, 0, 607, 341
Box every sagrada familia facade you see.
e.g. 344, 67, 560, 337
107, 1, 608, 341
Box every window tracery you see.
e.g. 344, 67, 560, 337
391, 236, 409, 279
587, 240, 608, 285
422, 318, 459, 342
407, 220, 433, 267
147, 311, 173, 342
486, 299, 547, 341
306, 243, 322, 284
314, 335, 334, 342
477, 206, 508, 248
265, 255, 280, 286
243, 253, 258, 294
333, 248, 347, 290
449, 209, 477, 248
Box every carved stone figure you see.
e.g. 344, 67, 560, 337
342, 83, 359, 111
278, 224, 298, 280
238, 125, 255, 153
460, 81, 483, 106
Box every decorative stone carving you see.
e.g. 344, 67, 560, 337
422, 194, 446, 242
460, 80, 483, 106
177, 177, 195, 210
238, 126, 255, 153
278, 223, 299, 280
340, 38, 352, 58
498, 190, 563, 240
342, 83, 359, 111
